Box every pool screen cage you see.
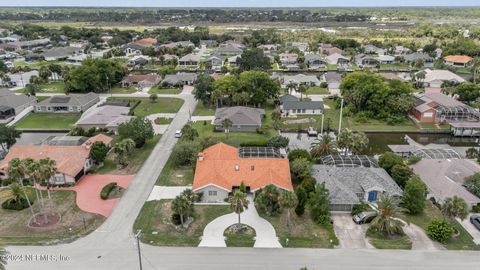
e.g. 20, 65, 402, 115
320, 155, 379, 168
437, 105, 480, 122
411, 148, 461, 159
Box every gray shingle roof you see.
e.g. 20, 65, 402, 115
38, 92, 99, 107
282, 100, 324, 110
214, 106, 265, 126
0, 89, 36, 109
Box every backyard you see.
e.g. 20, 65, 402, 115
14, 113, 80, 130
0, 189, 104, 245
107, 97, 184, 116
109, 85, 138, 94
306, 86, 329, 95
192, 102, 216, 116
133, 200, 231, 246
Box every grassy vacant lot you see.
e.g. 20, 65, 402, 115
259, 210, 338, 248
15, 113, 80, 130
96, 135, 161, 175
0, 189, 104, 245
224, 225, 256, 247
15, 82, 66, 94
149, 87, 182, 95
155, 156, 194, 186
323, 99, 418, 132
280, 114, 323, 132
109, 85, 138, 94
366, 230, 412, 249
400, 201, 480, 250
133, 200, 231, 246
108, 97, 184, 116
306, 86, 329, 95
192, 102, 216, 116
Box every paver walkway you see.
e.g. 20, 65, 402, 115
199, 196, 282, 248
147, 186, 190, 201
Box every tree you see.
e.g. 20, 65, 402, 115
290, 158, 312, 182
390, 164, 413, 188
213, 74, 239, 105
378, 152, 404, 174
401, 177, 427, 215
228, 189, 249, 225
288, 149, 311, 162
171, 141, 199, 167
113, 138, 135, 167
267, 136, 289, 148
451, 83, 480, 104
7, 158, 36, 222
24, 83, 39, 96
297, 85, 307, 101
194, 73, 215, 105
441, 196, 469, 221
238, 70, 280, 105
369, 195, 404, 237
118, 117, 154, 148
238, 48, 271, 72
465, 172, 480, 198
427, 219, 455, 243
295, 185, 308, 216
149, 93, 158, 103
255, 184, 281, 216
181, 123, 199, 141
310, 134, 338, 159
0, 125, 21, 152
90, 141, 110, 163
221, 118, 233, 138
38, 66, 52, 81
279, 191, 298, 228
171, 193, 193, 226
308, 183, 330, 225
38, 158, 57, 214
3, 183, 26, 209
337, 129, 368, 155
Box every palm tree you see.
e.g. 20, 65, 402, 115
286, 81, 297, 95
336, 128, 354, 156
370, 195, 404, 237
5, 183, 25, 205
310, 134, 338, 158
442, 196, 469, 221
25, 159, 50, 224
350, 132, 369, 155
39, 158, 57, 213
228, 190, 249, 225
221, 118, 233, 138
279, 191, 298, 228
7, 158, 36, 222
113, 139, 135, 167
171, 194, 193, 226
0, 244, 7, 270
298, 84, 307, 100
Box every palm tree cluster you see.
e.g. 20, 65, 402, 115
112, 138, 135, 167
310, 134, 338, 159
369, 195, 404, 237
6, 157, 57, 224
336, 128, 369, 156
171, 189, 198, 227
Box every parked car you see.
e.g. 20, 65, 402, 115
353, 211, 377, 224
174, 130, 182, 138
470, 214, 480, 231
307, 126, 318, 137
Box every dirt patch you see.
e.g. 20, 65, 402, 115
284, 117, 316, 125
28, 212, 61, 228
107, 186, 125, 199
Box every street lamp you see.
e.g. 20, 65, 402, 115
338, 97, 344, 134
134, 230, 143, 270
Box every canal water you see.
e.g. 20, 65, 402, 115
364, 132, 478, 155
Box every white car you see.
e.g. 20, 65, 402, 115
174, 130, 182, 138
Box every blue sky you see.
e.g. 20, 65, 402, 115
3, 0, 480, 7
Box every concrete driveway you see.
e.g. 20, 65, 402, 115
457, 214, 480, 245
331, 213, 372, 249
403, 223, 444, 250
147, 186, 190, 201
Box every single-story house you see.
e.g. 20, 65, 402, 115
403, 52, 434, 66
122, 43, 144, 55
76, 105, 133, 134
279, 94, 324, 116
121, 73, 161, 89
304, 54, 327, 69
258, 44, 278, 54
319, 43, 343, 55
215, 44, 244, 56
193, 143, 293, 203
377, 54, 395, 64
34, 92, 99, 113
0, 134, 112, 185
322, 72, 342, 90
3, 70, 39, 88
411, 159, 480, 209
227, 55, 241, 67
205, 55, 224, 70
0, 38, 51, 51
325, 53, 350, 65
280, 74, 320, 88
40, 46, 83, 61
355, 54, 380, 68
363, 44, 386, 55
127, 55, 150, 67
214, 106, 265, 132
0, 89, 36, 119
133, 37, 157, 47
286, 42, 309, 52
200, 40, 218, 48
393, 46, 410, 56
312, 165, 403, 212
160, 41, 195, 49
279, 53, 298, 65
178, 53, 201, 68
443, 55, 472, 67
420, 69, 465, 89
412, 92, 474, 123
162, 72, 197, 86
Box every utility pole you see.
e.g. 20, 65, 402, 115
338, 97, 344, 135
106, 74, 111, 98
320, 113, 325, 135
134, 230, 143, 270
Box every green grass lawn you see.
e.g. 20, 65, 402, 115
16, 82, 66, 94
399, 201, 480, 250
108, 97, 184, 116
419, 122, 450, 130
258, 210, 338, 248
0, 189, 104, 245
36, 96, 50, 102
280, 114, 324, 132
133, 200, 231, 246
366, 229, 412, 249
149, 87, 182, 95
224, 225, 256, 247
14, 113, 80, 130
109, 85, 138, 94
306, 86, 329, 95
192, 102, 216, 116
379, 63, 411, 70
155, 155, 194, 186
154, 117, 173, 125
96, 135, 161, 175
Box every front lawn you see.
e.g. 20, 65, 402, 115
108, 97, 184, 116
154, 117, 173, 125
259, 210, 338, 248
133, 200, 231, 246
14, 113, 80, 130
15, 82, 66, 94
95, 135, 161, 175
366, 229, 412, 249
109, 85, 138, 94
192, 102, 216, 116
306, 86, 329, 95
224, 225, 256, 247
0, 189, 104, 245
149, 87, 182, 95
155, 155, 194, 186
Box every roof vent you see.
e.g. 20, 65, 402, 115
235, 165, 240, 171
251, 165, 255, 171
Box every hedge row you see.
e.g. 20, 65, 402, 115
100, 182, 118, 200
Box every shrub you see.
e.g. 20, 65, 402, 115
288, 149, 311, 162
267, 135, 289, 148
320, 82, 328, 88
100, 182, 118, 200
427, 219, 454, 243
255, 185, 281, 216
464, 172, 480, 198
239, 140, 268, 147
401, 177, 427, 215
351, 202, 370, 216
406, 156, 422, 165
171, 141, 200, 167
171, 213, 182, 225
1, 197, 31, 210
473, 204, 480, 213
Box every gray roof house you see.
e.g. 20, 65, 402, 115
279, 53, 298, 65
40, 46, 83, 61
312, 165, 403, 212
4, 70, 39, 88
325, 53, 350, 65
403, 52, 434, 65
215, 44, 244, 56
0, 89, 36, 119
76, 105, 133, 134
122, 43, 144, 55
214, 106, 265, 132
34, 92, 99, 113
205, 55, 224, 70
279, 94, 324, 116
280, 74, 320, 87
355, 54, 380, 68
304, 54, 327, 69
162, 73, 198, 86
363, 44, 386, 55
178, 53, 201, 67
322, 72, 342, 90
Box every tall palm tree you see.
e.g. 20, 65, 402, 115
310, 134, 338, 158
442, 196, 469, 221
228, 190, 249, 225
221, 118, 233, 138
298, 84, 307, 100
171, 194, 193, 226
113, 138, 135, 167
7, 158, 36, 222
279, 191, 298, 228
370, 195, 404, 237
25, 159, 49, 224
39, 158, 57, 213
286, 81, 297, 95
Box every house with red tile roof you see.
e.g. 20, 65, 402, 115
443, 55, 472, 67
193, 143, 293, 203
0, 135, 112, 185
133, 37, 157, 47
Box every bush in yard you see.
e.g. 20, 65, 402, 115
351, 202, 370, 216
427, 219, 454, 243
100, 182, 118, 200
378, 152, 404, 174
464, 172, 480, 198
180, 123, 199, 141
118, 117, 154, 148
390, 164, 413, 188
287, 149, 311, 162
90, 141, 110, 163
171, 141, 200, 167
1, 197, 31, 210
308, 183, 330, 225
255, 184, 281, 216
267, 135, 289, 148
294, 185, 308, 216
290, 158, 312, 182
401, 177, 427, 215
406, 156, 422, 165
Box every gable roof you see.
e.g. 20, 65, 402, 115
283, 100, 324, 111
179, 53, 201, 62
121, 74, 160, 84
422, 69, 465, 84
193, 143, 293, 192
37, 92, 99, 107
443, 55, 472, 64
76, 105, 131, 126
214, 106, 265, 126
0, 89, 36, 108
